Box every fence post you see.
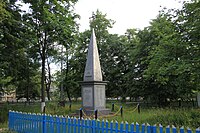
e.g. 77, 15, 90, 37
95, 109, 98, 119
112, 103, 115, 111
138, 103, 140, 114
79, 108, 83, 119
120, 106, 123, 117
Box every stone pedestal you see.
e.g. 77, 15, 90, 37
80, 81, 110, 115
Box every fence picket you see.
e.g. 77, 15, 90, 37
115, 121, 119, 133
48, 115, 53, 133
159, 124, 163, 133
87, 118, 90, 133
166, 126, 170, 133
62, 116, 66, 133
125, 121, 129, 133
172, 125, 176, 133
136, 122, 140, 133
97, 119, 100, 133
78, 118, 81, 133
74, 117, 77, 133
120, 122, 124, 133
110, 121, 114, 133
30, 113, 33, 132
92, 119, 96, 133
196, 128, 200, 133
84, 118, 87, 133
101, 119, 105, 133
130, 123, 134, 133
81, 118, 85, 133
67, 116, 71, 133
142, 124, 145, 133
147, 124, 151, 133
106, 120, 109, 133
153, 125, 157, 133
180, 126, 184, 133
19, 112, 22, 132
187, 128, 192, 133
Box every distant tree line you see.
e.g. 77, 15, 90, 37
1, 0, 200, 106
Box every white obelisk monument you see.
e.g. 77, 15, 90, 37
80, 29, 110, 115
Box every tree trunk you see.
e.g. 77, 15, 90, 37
65, 50, 72, 103
46, 57, 51, 101
46, 89, 50, 101
26, 59, 30, 105
65, 86, 72, 103
121, 96, 126, 103
41, 51, 46, 112
40, 31, 47, 113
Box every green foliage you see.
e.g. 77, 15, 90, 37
0, 0, 40, 100
126, 0, 200, 104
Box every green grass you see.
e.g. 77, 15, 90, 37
0, 101, 200, 130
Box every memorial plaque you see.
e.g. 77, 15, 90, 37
82, 87, 93, 107
94, 86, 105, 108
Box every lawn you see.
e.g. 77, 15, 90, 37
0, 101, 200, 130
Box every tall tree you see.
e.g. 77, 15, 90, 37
175, 0, 200, 94
0, 0, 40, 101
22, 0, 79, 112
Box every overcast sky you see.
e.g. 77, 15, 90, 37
74, 0, 184, 35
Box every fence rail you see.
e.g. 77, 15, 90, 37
9, 111, 200, 133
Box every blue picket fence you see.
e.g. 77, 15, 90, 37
9, 111, 200, 133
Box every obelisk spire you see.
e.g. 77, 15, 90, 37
84, 28, 102, 81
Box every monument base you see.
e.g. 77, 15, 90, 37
77, 108, 111, 117
84, 108, 111, 116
